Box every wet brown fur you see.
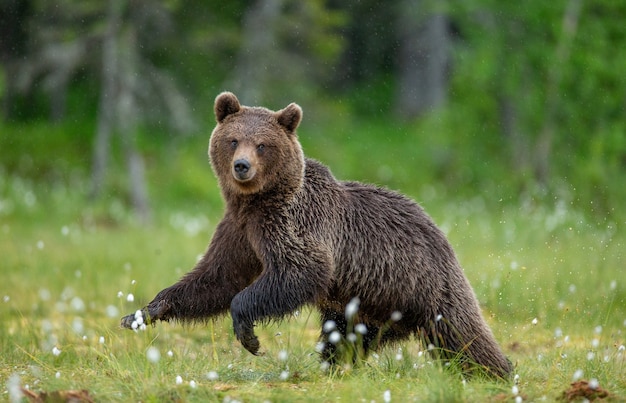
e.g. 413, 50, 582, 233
121, 92, 513, 378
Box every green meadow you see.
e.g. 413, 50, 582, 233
1, 119, 625, 402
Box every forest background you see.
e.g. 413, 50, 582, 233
1, 0, 625, 401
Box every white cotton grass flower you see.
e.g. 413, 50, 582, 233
323, 320, 336, 333
175, 375, 183, 385
512, 385, 519, 395
279, 370, 289, 380
347, 333, 357, 342
278, 350, 288, 361
435, 314, 443, 322
328, 331, 341, 344
355, 323, 367, 335
206, 371, 219, 381
70, 296, 85, 312
189, 380, 197, 389
594, 325, 602, 334
126, 293, 135, 302
117, 291, 124, 298
52, 346, 61, 356
146, 346, 161, 363
99, 336, 105, 344
55, 371, 61, 379
391, 311, 402, 322
589, 379, 599, 390
591, 338, 600, 348
395, 348, 403, 361
345, 297, 360, 319
8, 373, 23, 403
531, 318, 538, 325
572, 369, 583, 381
383, 389, 391, 403
105, 305, 119, 318
135, 310, 144, 325
515, 396, 523, 403
167, 350, 174, 358
315, 342, 326, 353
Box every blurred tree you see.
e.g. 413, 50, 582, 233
395, 0, 451, 119
228, 0, 346, 106
0, 0, 32, 118
0, 0, 196, 222
451, 0, 626, 199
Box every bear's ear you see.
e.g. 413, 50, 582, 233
276, 103, 302, 133
215, 92, 241, 123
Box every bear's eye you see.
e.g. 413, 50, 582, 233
257, 144, 265, 152
230, 140, 238, 149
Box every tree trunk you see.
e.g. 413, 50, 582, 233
534, 0, 582, 184
118, 24, 151, 223
230, 0, 283, 105
90, 0, 121, 200
395, 0, 450, 120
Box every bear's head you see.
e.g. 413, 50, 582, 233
209, 92, 305, 199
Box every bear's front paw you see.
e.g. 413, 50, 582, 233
120, 300, 170, 330
120, 308, 149, 330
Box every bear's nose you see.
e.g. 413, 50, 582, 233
233, 159, 251, 174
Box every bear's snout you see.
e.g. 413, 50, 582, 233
233, 158, 254, 181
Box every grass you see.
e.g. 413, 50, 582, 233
1, 172, 625, 402
1, 118, 625, 401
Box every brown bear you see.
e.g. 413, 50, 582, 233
121, 92, 513, 378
